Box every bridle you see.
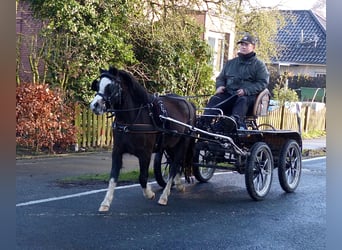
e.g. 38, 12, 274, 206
95, 72, 123, 110
93, 72, 155, 119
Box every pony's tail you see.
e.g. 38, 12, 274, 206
183, 136, 195, 184
184, 104, 197, 183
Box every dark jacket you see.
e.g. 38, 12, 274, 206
215, 52, 269, 96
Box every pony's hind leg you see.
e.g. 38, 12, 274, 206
142, 183, 155, 200
158, 172, 184, 206
174, 173, 185, 192
138, 155, 155, 200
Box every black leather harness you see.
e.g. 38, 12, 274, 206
112, 94, 174, 134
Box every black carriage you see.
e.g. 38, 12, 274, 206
154, 89, 302, 201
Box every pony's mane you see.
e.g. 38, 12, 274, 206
117, 69, 151, 104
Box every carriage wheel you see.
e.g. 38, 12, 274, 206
153, 151, 171, 188
245, 142, 274, 201
193, 149, 216, 182
278, 139, 302, 193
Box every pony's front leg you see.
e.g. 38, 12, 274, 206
99, 153, 122, 212
99, 178, 116, 212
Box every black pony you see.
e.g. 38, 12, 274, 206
90, 66, 196, 211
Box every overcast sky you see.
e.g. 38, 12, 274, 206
250, 0, 326, 17
251, 0, 320, 10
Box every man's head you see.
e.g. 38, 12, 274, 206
237, 34, 256, 54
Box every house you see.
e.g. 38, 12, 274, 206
191, 10, 235, 77
271, 10, 326, 78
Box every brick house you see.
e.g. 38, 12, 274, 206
16, 1, 44, 84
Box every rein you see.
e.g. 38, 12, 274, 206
106, 104, 149, 113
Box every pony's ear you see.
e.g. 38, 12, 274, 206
108, 66, 118, 76
91, 79, 99, 91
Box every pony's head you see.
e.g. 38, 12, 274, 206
90, 66, 122, 115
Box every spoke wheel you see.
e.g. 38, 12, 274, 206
193, 149, 216, 182
278, 140, 302, 193
153, 151, 171, 188
245, 142, 274, 201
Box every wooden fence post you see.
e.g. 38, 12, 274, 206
82, 107, 87, 148
74, 103, 81, 150
97, 114, 102, 146
86, 109, 92, 147
296, 103, 302, 134
92, 112, 97, 147
106, 118, 112, 146
303, 105, 310, 133
280, 105, 285, 130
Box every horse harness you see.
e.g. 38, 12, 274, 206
111, 94, 184, 135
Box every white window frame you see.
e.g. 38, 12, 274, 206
207, 31, 226, 77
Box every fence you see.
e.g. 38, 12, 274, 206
75, 103, 326, 149
258, 104, 326, 133
75, 104, 115, 148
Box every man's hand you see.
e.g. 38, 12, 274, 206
215, 86, 225, 94
236, 89, 245, 96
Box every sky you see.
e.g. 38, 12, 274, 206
251, 0, 326, 17
251, 0, 321, 10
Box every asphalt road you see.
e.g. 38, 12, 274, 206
16, 154, 326, 250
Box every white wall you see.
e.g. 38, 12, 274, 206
279, 64, 326, 77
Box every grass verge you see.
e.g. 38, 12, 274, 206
56, 170, 155, 187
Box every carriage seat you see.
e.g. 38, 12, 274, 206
248, 88, 271, 117
244, 88, 271, 129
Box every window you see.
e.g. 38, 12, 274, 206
207, 32, 227, 76
316, 73, 326, 78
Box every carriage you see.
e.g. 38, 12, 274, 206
90, 66, 302, 211
153, 88, 302, 201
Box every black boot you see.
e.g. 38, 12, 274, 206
197, 116, 212, 130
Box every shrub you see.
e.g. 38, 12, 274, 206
16, 83, 77, 153
272, 73, 299, 105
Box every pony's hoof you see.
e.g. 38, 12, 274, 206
98, 205, 110, 212
148, 192, 156, 200
158, 198, 168, 206
143, 190, 155, 200
176, 185, 185, 192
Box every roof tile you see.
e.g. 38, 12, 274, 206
273, 10, 326, 65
